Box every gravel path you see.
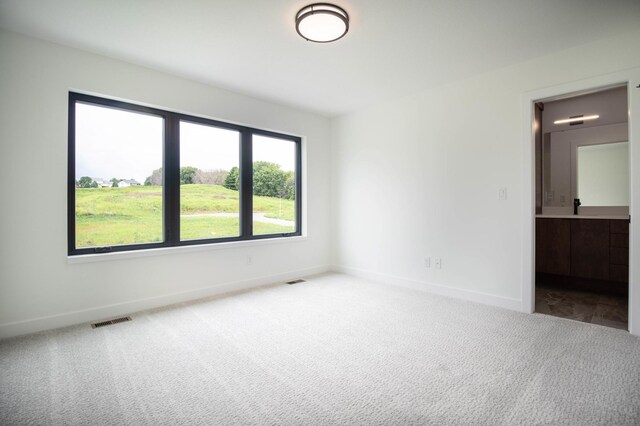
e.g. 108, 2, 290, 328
181, 212, 294, 227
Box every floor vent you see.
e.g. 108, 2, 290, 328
91, 316, 132, 329
286, 279, 306, 285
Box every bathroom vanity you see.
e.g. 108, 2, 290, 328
535, 215, 629, 293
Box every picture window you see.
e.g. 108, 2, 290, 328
68, 92, 302, 256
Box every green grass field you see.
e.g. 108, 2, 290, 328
76, 185, 295, 247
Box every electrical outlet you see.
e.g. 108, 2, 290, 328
498, 187, 507, 201
424, 257, 431, 268
435, 258, 442, 269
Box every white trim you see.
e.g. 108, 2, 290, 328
521, 68, 640, 336
68, 235, 308, 264
629, 71, 640, 336
335, 265, 522, 312
0, 264, 330, 339
69, 88, 308, 139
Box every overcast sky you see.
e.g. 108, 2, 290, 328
76, 103, 296, 183
76, 103, 163, 183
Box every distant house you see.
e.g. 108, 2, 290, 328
93, 178, 111, 188
118, 179, 141, 187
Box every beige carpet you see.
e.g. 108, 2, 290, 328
1, 273, 639, 425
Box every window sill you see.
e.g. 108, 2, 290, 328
67, 235, 308, 264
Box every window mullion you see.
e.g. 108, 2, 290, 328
165, 114, 181, 245
240, 129, 253, 239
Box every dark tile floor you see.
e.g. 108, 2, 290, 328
535, 285, 628, 330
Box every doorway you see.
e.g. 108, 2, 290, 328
534, 87, 629, 329
521, 68, 640, 336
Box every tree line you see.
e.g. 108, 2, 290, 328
143, 162, 295, 200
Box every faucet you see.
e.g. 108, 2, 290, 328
573, 198, 581, 215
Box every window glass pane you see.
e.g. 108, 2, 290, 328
75, 103, 163, 248
180, 121, 240, 240
252, 135, 297, 235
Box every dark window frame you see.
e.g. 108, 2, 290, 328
68, 92, 302, 256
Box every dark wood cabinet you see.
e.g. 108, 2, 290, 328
610, 234, 629, 248
609, 219, 629, 283
610, 220, 629, 234
536, 218, 629, 284
610, 248, 628, 266
536, 219, 570, 276
570, 220, 609, 280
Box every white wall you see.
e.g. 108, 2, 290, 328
331, 29, 640, 308
0, 30, 332, 338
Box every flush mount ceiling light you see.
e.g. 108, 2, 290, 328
554, 114, 599, 125
296, 3, 349, 43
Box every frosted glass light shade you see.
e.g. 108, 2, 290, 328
296, 3, 349, 43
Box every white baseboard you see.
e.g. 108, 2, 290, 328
0, 265, 331, 340
333, 265, 522, 312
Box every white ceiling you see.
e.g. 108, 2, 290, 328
1, 0, 639, 117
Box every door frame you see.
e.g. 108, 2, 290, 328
521, 68, 640, 335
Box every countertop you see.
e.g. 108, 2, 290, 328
536, 214, 629, 220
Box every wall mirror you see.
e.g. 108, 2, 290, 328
542, 122, 628, 212
576, 141, 628, 206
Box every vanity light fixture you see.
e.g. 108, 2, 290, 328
296, 3, 349, 43
553, 114, 599, 125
